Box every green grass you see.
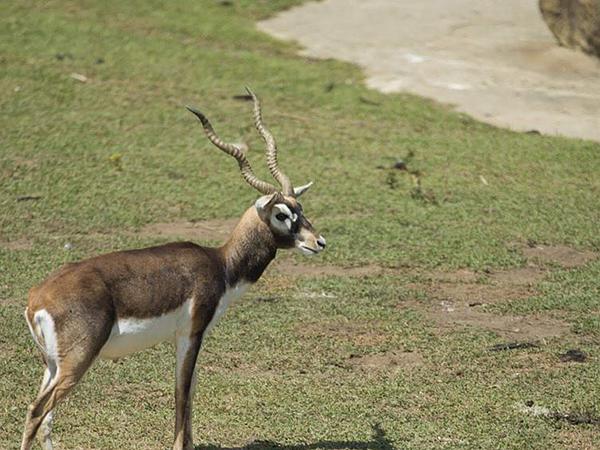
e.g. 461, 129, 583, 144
2, 1, 600, 449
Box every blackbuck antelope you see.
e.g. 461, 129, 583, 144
21, 88, 326, 450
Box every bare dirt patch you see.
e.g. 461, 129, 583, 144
424, 301, 570, 341
202, 351, 276, 376
273, 261, 490, 280
523, 244, 598, 268
271, 255, 566, 342
501, 351, 555, 373
139, 218, 238, 243
402, 274, 570, 340
487, 266, 547, 286
426, 269, 479, 284
269, 242, 590, 340
297, 321, 390, 347
1, 297, 24, 307
0, 239, 33, 251
557, 428, 600, 450
408, 271, 569, 340
427, 281, 534, 306
271, 259, 393, 278
348, 350, 424, 372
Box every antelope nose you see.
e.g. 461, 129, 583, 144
317, 236, 326, 249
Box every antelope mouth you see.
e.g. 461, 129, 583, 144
298, 244, 320, 255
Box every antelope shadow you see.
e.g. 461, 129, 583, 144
195, 424, 397, 450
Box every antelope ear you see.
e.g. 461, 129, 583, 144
293, 181, 313, 197
255, 194, 276, 212
255, 192, 282, 218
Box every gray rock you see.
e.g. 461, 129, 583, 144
539, 0, 600, 57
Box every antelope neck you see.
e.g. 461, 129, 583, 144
220, 207, 277, 286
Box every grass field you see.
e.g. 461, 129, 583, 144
1, 1, 600, 449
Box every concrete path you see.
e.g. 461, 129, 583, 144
259, 0, 600, 141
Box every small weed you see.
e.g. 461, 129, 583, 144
108, 152, 123, 171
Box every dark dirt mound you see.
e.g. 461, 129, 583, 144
347, 351, 425, 372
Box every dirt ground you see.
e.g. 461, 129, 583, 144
259, 0, 600, 142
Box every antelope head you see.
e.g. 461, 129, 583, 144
186, 88, 326, 256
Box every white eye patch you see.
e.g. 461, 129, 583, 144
273, 203, 298, 231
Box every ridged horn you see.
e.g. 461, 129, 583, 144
245, 87, 294, 196
186, 106, 278, 195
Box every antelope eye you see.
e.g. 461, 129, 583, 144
275, 213, 288, 222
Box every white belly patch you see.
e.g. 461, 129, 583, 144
99, 283, 249, 360
99, 298, 193, 360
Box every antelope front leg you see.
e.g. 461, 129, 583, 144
173, 333, 202, 450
